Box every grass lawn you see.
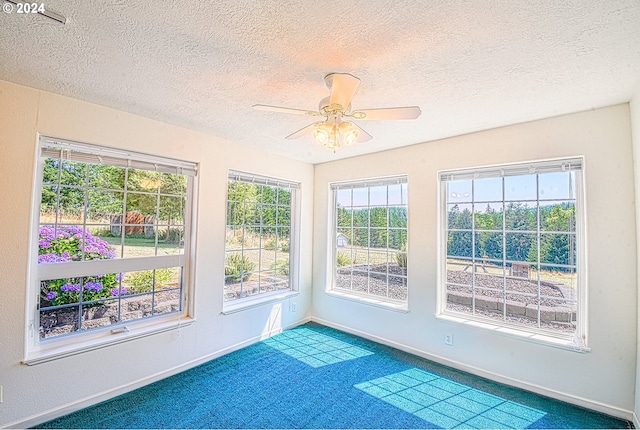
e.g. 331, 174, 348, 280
100, 235, 182, 258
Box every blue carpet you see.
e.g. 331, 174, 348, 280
36, 322, 633, 429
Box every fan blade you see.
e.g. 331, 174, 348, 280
351, 123, 372, 143
327, 73, 360, 110
253, 104, 322, 117
351, 106, 422, 120
285, 122, 322, 140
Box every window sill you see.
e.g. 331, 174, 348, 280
24, 315, 195, 365
326, 289, 409, 313
222, 291, 299, 314
436, 313, 590, 353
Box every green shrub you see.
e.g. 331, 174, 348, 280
159, 227, 182, 244
396, 244, 407, 268
225, 253, 255, 282
336, 251, 352, 267
125, 268, 175, 293
38, 225, 121, 306
271, 258, 289, 275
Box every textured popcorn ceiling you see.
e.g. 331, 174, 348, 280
1, 1, 640, 163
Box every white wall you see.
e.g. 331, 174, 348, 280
312, 104, 637, 417
631, 94, 640, 426
0, 79, 314, 427
1, 79, 637, 425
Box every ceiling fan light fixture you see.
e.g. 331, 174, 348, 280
254, 72, 421, 152
314, 122, 341, 150
339, 121, 359, 145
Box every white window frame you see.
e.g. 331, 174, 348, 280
25, 136, 198, 364
222, 170, 300, 314
437, 157, 588, 351
328, 175, 409, 311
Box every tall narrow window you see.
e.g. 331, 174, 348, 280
331, 176, 408, 306
440, 158, 585, 346
224, 171, 299, 304
32, 137, 197, 351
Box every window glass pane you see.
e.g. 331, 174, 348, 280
125, 192, 157, 220
37, 225, 116, 263
387, 183, 407, 205
36, 141, 192, 346
277, 206, 291, 226
389, 206, 407, 229
389, 228, 408, 251
224, 177, 295, 303
158, 196, 184, 224
123, 235, 156, 258
505, 174, 536, 201
447, 231, 472, 258
447, 203, 471, 230
441, 160, 582, 341
505, 232, 536, 262
59, 160, 87, 186
352, 228, 369, 248
368, 207, 388, 228
160, 172, 187, 196
474, 204, 502, 231
540, 202, 575, 232
40, 266, 182, 339
277, 188, 291, 205
474, 177, 502, 202
55, 186, 85, 221
504, 202, 536, 231
42, 159, 60, 185
369, 185, 388, 206
158, 226, 184, 254
539, 171, 575, 200
337, 208, 353, 228
127, 169, 162, 193
333, 178, 408, 303
88, 164, 125, 189
352, 187, 369, 207
447, 180, 472, 203
538, 233, 575, 266
474, 232, 503, 260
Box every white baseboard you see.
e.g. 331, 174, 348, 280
633, 411, 639, 429
5, 317, 311, 429
310, 316, 635, 423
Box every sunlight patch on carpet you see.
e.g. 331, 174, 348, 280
263, 327, 373, 367
355, 368, 546, 428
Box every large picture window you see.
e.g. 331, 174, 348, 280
331, 176, 408, 306
440, 158, 585, 345
224, 171, 299, 305
31, 137, 196, 353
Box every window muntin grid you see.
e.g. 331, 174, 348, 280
332, 177, 409, 303
441, 159, 583, 342
35, 138, 194, 341
224, 175, 297, 302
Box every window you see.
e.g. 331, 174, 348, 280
224, 171, 299, 305
439, 158, 585, 346
31, 136, 196, 355
330, 176, 408, 307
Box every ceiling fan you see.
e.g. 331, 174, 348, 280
253, 73, 421, 151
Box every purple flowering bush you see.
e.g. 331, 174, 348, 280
39, 225, 128, 306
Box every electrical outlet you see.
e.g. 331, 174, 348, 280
290, 302, 297, 312
444, 334, 453, 346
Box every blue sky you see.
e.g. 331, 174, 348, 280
447, 172, 576, 204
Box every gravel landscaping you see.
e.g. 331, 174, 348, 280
336, 264, 408, 301
40, 289, 181, 338
446, 270, 577, 333
447, 271, 572, 306
224, 275, 290, 301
